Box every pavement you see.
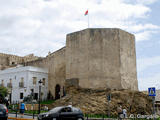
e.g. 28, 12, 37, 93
8, 113, 118, 120
8, 113, 37, 120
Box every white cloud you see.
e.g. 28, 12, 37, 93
137, 56, 160, 72
137, 55, 160, 91
0, 0, 159, 56
137, 56, 160, 90
139, 72, 160, 91
135, 30, 158, 41
136, 0, 158, 5
128, 24, 160, 32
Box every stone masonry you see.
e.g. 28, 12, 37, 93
66, 28, 138, 90
0, 28, 138, 99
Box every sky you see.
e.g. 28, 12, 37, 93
0, 0, 160, 91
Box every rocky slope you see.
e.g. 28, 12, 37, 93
50, 87, 152, 116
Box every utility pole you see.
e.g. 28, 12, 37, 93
152, 96, 156, 120
148, 87, 156, 120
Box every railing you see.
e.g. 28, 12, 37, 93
7, 83, 12, 88
19, 82, 24, 88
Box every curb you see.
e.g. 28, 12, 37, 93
8, 117, 36, 120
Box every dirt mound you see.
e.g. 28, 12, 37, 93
50, 87, 152, 116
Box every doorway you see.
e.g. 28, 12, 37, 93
55, 84, 61, 99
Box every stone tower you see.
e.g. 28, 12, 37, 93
66, 28, 138, 90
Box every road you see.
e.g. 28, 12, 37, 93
9, 113, 37, 119
8, 113, 116, 120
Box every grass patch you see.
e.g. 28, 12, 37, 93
40, 100, 55, 104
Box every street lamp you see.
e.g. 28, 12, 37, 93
38, 79, 42, 114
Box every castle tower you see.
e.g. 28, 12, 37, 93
66, 28, 138, 90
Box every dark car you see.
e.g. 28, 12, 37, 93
0, 104, 8, 120
38, 106, 84, 120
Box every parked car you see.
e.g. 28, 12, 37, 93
0, 104, 8, 120
38, 106, 84, 120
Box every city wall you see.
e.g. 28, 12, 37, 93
0, 28, 138, 99
0, 53, 39, 67
25, 47, 66, 98
66, 28, 138, 90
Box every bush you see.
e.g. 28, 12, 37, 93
0, 86, 8, 103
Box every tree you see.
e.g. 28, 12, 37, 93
0, 87, 8, 102
23, 95, 32, 103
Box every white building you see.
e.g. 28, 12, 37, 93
0, 65, 48, 103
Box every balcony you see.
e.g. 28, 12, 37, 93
7, 83, 12, 88
19, 82, 24, 88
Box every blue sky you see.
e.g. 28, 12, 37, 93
0, 0, 159, 91
135, 1, 160, 91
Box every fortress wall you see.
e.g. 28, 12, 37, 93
25, 58, 49, 68
0, 53, 39, 66
8, 55, 23, 65
0, 28, 138, 97
66, 28, 138, 90
66, 30, 90, 88
0, 53, 22, 68
22, 54, 40, 63
118, 30, 138, 90
47, 47, 66, 98
25, 47, 66, 98
88, 29, 122, 89
0, 56, 9, 65
66, 29, 122, 89
0, 56, 9, 69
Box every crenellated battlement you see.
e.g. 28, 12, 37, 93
0, 52, 40, 69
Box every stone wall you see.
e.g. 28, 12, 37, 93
47, 47, 66, 98
0, 53, 39, 68
0, 28, 138, 99
119, 30, 138, 90
25, 47, 66, 98
66, 28, 138, 90
25, 58, 48, 68
0, 56, 9, 70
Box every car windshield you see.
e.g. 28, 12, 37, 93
50, 107, 63, 113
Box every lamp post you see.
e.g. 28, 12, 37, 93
10, 83, 13, 104
38, 79, 42, 114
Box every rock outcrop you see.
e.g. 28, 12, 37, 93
50, 87, 152, 116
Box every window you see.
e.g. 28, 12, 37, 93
42, 78, 45, 85
31, 89, 34, 96
20, 93, 23, 99
10, 79, 12, 87
10, 79, 12, 83
1, 80, 4, 86
31, 89, 34, 93
61, 107, 72, 112
21, 77, 24, 83
19, 77, 24, 87
34, 93, 38, 100
7, 79, 12, 88
32, 77, 37, 85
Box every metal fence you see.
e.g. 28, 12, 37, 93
9, 109, 159, 120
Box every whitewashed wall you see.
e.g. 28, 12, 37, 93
0, 66, 48, 103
